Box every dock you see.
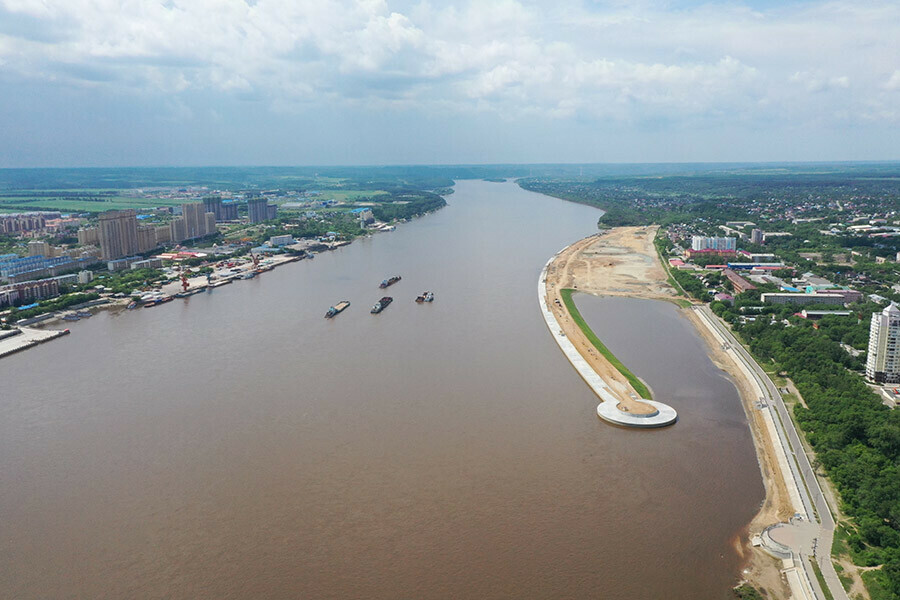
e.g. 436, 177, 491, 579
0, 327, 69, 359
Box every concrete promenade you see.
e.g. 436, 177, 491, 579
693, 305, 850, 600
0, 327, 69, 359
539, 251, 677, 428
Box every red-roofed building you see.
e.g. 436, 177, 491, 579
684, 248, 738, 260
723, 269, 757, 294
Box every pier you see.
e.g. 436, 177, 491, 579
0, 327, 69, 359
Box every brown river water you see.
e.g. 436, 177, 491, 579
0, 180, 762, 599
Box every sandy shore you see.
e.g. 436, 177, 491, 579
544, 226, 793, 598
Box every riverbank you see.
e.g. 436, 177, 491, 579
0, 242, 354, 359
541, 225, 796, 598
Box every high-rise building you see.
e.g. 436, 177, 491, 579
179, 202, 216, 240
866, 303, 900, 384
77, 227, 100, 246
221, 202, 239, 221
170, 217, 187, 244
182, 202, 205, 240
202, 196, 237, 222
98, 209, 139, 260
137, 225, 158, 253
27, 240, 50, 257
750, 228, 764, 245
691, 236, 737, 252
0, 212, 58, 234
203, 197, 224, 220
247, 198, 269, 223
155, 225, 172, 244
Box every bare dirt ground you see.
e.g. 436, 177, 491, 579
544, 225, 793, 599
548, 226, 676, 300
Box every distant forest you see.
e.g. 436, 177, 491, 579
4, 161, 898, 193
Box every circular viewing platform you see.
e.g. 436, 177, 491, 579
597, 399, 677, 428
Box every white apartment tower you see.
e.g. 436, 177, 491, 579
691, 236, 737, 252
866, 303, 900, 384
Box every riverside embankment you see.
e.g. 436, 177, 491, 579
540, 225, 809, 598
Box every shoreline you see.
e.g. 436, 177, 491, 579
540, 226, 800, 598
0, 236, 376, 358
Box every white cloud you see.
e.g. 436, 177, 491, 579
791, 71, 850, 93
0, 0, 898, 126
885, 70, 900, 90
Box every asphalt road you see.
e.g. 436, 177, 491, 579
696, 306, 849, 600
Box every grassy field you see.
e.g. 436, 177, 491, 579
560, 288, 653, 400
285, 190, 389, 204
0, 193, 186, 214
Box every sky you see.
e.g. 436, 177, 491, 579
0, 0, 898, 167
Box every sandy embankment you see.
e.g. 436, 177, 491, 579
545, 226, 792, 598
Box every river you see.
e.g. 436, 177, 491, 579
0, 179, 762, 599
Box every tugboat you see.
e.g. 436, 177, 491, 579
379, 276, 401, 288
415, 291, 435, 303
370, 296, 393, 314
325, 300, 350, 319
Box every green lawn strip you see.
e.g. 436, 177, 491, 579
809, 558, 836, 600
559, 288, 652, 400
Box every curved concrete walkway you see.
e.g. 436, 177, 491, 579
539, 250, 677, 428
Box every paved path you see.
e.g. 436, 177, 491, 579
696, 305, 849, 600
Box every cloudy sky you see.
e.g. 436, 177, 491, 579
0, 0, 898, 167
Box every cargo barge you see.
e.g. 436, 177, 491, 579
371, 297, 393, 314
379, 276, 401, 288
325, 300, 351, 318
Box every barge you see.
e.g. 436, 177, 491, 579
371, 297, 393, 314
325, 300, 351, 318
379, 276, 401, 288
